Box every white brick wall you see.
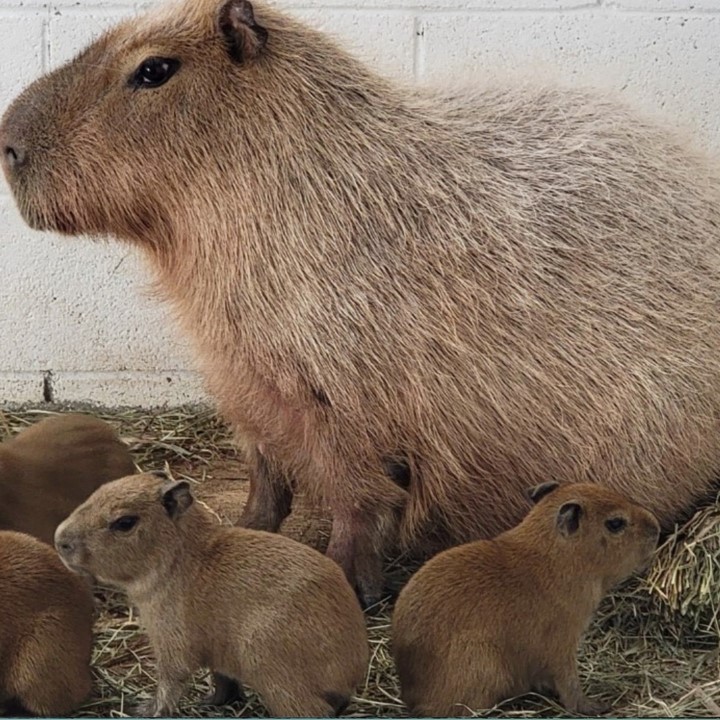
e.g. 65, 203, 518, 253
0, 0, 719, 407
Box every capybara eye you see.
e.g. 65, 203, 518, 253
130, 58, 180, 89
604, 517, 627, 534
109, 515, 139, 532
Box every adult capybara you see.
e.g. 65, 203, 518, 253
2, 0, 720, 605
0, 413, 136, 543
0, 530, 94, 716
391, 482, 660, 716
55, 472, 369, 718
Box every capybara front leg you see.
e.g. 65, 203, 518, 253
135, 669, 189, 717
552, 658, 610, 716
238, 444, 293, 532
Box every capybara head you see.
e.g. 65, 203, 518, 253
0, 0, 289, 241
55, 472, 195, 588
524, 481, 660, 590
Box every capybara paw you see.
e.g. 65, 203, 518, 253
574, 696, 611, 716
133, 698, 172, 717
200, 673, 245, 706
357, 587, 383, 612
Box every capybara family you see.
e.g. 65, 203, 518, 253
0, 530, 94, 716
55, 472, 369, 718
391, 482, 661, 717
3, 0, 720, 606
0, 413, 136, 544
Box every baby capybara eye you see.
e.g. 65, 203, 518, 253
130, 58, 181, 90
604, 517, 627, 534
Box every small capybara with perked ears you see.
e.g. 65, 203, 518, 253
4, 0, 720, 605
391, 482, 660, 717
0, 413, 136, 544
55, 472, 369, 718
0, 530, 94, 716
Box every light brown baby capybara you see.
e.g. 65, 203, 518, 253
391, 482, 661, 717
0, 530, 94, 716
0, 413, 136, 544
4, 0, 720, 606
54, 472, 369, 718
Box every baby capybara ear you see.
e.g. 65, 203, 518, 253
556, 501, 583, 537
161, 480, 194, 520
218, 0, 268, 63
526, 480, 560, 505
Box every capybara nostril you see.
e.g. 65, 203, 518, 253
55, 536, 75, 555
3, 143, 25, 170
54, 522, 76, 557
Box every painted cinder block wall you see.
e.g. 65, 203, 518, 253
0, 0, 718, 407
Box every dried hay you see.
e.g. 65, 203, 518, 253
0, 405, 718, 718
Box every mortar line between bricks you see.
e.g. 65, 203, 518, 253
41, 7, 50, 73
289, 4, 601, 13
4, 5, 720, 16
278, 4, 720, 14
412, 15, 425, 82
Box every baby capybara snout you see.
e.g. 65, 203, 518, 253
54, 521, 85, 574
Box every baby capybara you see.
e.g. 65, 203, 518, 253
55, 472, 369, 717
392, 482, 660, 717
0, 530, 94, 716
0, 413, 135, 543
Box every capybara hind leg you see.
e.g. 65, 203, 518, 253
201, 672, 245, 706
6, 617, 91, 718
8, 646, 91, 716
326, 503, 400, 609
239, 445, 293, 532
260, 685, 337, 718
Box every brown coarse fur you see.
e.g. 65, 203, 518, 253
391, 482, 661, 717
0, 530, 94, 716
0, 413, 136, 544
3, 0, 720, 604
54, 472, 369, 718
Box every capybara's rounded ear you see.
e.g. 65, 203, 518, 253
526, 481, 560, 505
160, 480, 194, 519
218, 0, 268, 63
556, 501, 583, 537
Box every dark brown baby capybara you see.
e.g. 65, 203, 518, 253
0, 530, 94, 716
0, 413, 136, 543
55, 472, 369, 717
392, 482, 660, 717
3, 0, 720, 605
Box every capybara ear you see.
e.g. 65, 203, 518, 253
218, 0, 268, 63
556, 501, 582, 536
161, 480, 194, 519
526, 480, 560, 504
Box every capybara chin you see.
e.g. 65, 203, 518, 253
3, 0, 720, 605
0, 413, 136, 544
0, 530, 94, 717
391, 482, 661, 717
55, 472, 369, 718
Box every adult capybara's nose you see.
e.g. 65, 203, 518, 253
4, 143, 26, 170
0, 115, 29, 176
0, 103, 29, 179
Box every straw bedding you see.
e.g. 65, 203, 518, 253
1, 406, 718, 718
